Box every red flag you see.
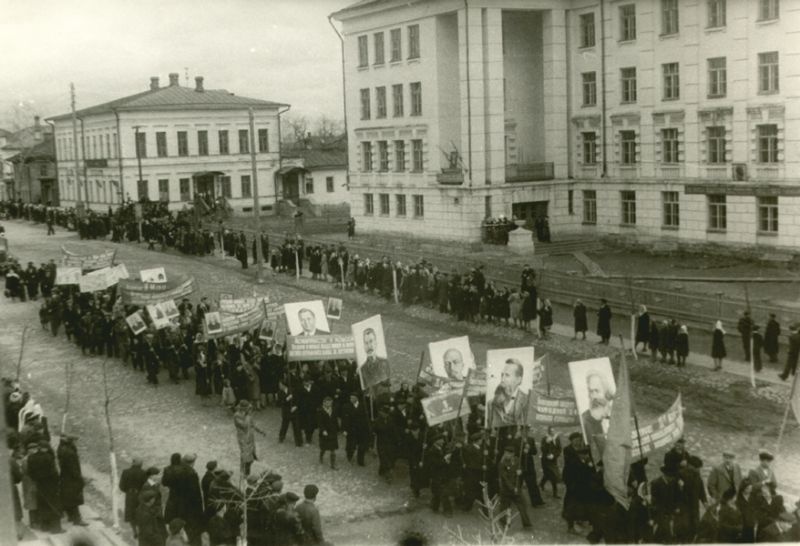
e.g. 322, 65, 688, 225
603, 355, 632, 510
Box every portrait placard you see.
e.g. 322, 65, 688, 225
125, 311, 147, 335
140, 267, 167, 284
568, 357, 616, 458
161, 299, 180, 320
428, 336, 476, 382
326, 297, 343, 320
485, 347, 536, 428
283, 300, 330, 337
259, 319, 276, 341
204, 311, 223, 336
352, 315, 389, 389
147, 303, 170, 330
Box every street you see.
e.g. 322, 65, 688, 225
1, 219, 799, 545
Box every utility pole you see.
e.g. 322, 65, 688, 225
248, 108, 264, 284
133, 126, 144, 242
70, 83, 84, 218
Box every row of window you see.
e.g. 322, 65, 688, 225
303, 176, 336, 195
364, 193, 424, 218
57, 134, 118, 161
580, 124, 779, 166
360, 82, 422, 120
580, 53, 778, 107
360, 139, 424, 172
59, 178, 120, 204
579, 0, 780, 48
358, 24, 420, 68
136, 129, 269, 158
134, 175, 252, 202
580, 190, 780, 233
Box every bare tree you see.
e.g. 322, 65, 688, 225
7, 102, 38, 131
281, 114, 309, 145
313, 116, 344, 143
444, 482, 515, 545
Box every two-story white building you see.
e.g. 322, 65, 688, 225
332, 0, 800, 250
48, 73, 289, 215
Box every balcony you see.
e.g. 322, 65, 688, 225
436, 168, 464, 185
505, 162, 554, 182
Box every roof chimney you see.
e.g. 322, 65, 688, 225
168, 73, 180, 86
33, 116, 42, 142
150, 76, 160, 90
195, 76, 204, 92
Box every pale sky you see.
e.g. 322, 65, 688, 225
0, 0, 353, 129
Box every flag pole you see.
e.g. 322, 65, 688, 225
776, 372, 798, 455
621, 335, 646, 461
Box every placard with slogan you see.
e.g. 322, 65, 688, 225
421, 390, 471, 427
61, 246, 116, 271
631, 394, 684, 459
120, 277, 196, 305
205, 304, 265, 339
532, 395, 580, 426
219, 297, 259, 314
286, 334, 356, 362
55, 266, 82, 286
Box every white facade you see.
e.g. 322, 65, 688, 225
333, 0, 800, 250
49, 75, 286, 215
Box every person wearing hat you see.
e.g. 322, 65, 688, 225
234, 400, 262, 477
459, 431, 485, 511
596, 298, 612, 345
751, 324, 764, 372
272, 491, 304, 546
649, 461, 689, 543
748, 450, 778, 491
295, 377, 319, 446
425, 434, 457, 517
707, 451, 743, 503
136, 489, 167, 546
296, 484, 325, 545
663, 437, 690, 470
120, 458, 147, 538
166, 517, 188, 546
497, 441, 533, 530
341, 392, 370, 467
139, 467, 163, 514
764, 313, 781, 364
561, 432, 592, 534
317, 396, 340, 470
26, 439, 64, 534
539, 427, 562, 499
200, 460, 217, 513
57, 434, 88, 526
780, 323, 800, 381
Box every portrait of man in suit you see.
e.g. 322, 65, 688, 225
581, 372, 614, 458
489, 358, 531, 428
298, 307, 329, 336
444, 348, 466, 381
358, 327, 390, 389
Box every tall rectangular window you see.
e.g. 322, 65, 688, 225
621, 190, 637, 225
326, 176, 334, 193
759, 0, 779, 21
758, 196, 778, 233
410, 82, 422, 116
360, 88, 371, 120
411, 139, 423, 171
305, 177, 314, 194
135, 132, 147, 158
620, 4, 636, 41
663, 62, 680, 100
580, 13, 595, 47
708, 194, 727, 230
621, 67, 637, 103
663, 191, 680, 227
137, 179, 148, 201
582, 132, 597, 165
568, 190, 574, 215
708, 57, 727, 98
392, 84, 404, 117
758, 52, 779, 93
390, 29, 402, 61
373, 32, 385, 65
582, 72, 597, 106
583, 190, 597, 224
156, 132, 167, 157
376, 87, 387, 118
198, 130, 209, 156
413, 194, 424, 218
662, 0, 679, 35
258, 129, 269, 152
408, 24, 420, 59
361, 142, 372, 171
158, 179, 169, 202
394, 140, 406, 171
620, 130, 637, 165
708, 0, 726, 27
238, 129, 249, 154
218, 130, 229, 154
220, 176, 232, 198
358, 35, 368, 67
377, 141, 389, 171
240, 175, 252, 198
364, 193, 374, 215
662, 128, 680, 163
179, 178, 191, 201
758, 124, 779, 163
177, 131, 188, 157
379, 193, 390, 215
707, 126, 726, 164
396, 194, 407, 217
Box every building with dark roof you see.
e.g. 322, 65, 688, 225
47, 73, 289, 215
280, 147, 348, 208
1, 118, 55, 203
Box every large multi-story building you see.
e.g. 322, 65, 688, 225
48, 74, 288, 215
332, 0, 800, 249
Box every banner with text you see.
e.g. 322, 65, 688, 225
55, 266, 82, 286
286, 334, 356, 362
219, 297, 259, 314
205, 304, 265, 339
421, 389, 471, 427
120, 277, 196, 305
532, 395, 581, 426
631, 394, 684, 459
61, 246, 116, 271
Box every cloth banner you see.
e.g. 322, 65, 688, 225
205, 305, 265, 339
631, 394, 684, 459
79, 267, 119, 293
120, 277, 196, 305
532, 395, 580, 426
219, 297, 259, 314
286, 335, 356, 362
55, 266, 82, 286
420, 390, 471, 426
61, 246, 116, 271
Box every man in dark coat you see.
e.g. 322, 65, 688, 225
650, 462, 689, 544
596, 299, 612, 344
738, 311, 754, 361
120, 458, 147, 537
175, 453, 204, 545
317, 396, 339, 470
764, 313, 781, 363
27, 440, 63, 533
497, 443, 533, 530
200, 460, 217, 513
425, 435, 456, 517
136, 489, 167, 546
561, 433, 592, 533
459, 432, 485, 511
779, 324, 800, 381
296, 484, 325, 546
162, 453, 183, 523
679, 455, 708, 542
57, 435, 87, 526
341, 393, 370, 466
295, 379, 319, 445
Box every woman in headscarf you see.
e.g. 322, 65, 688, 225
676, 324, 690, 367
635, 305, 650, 352
711, 321, 726, 371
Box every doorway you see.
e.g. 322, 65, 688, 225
512, 200, 548, 229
